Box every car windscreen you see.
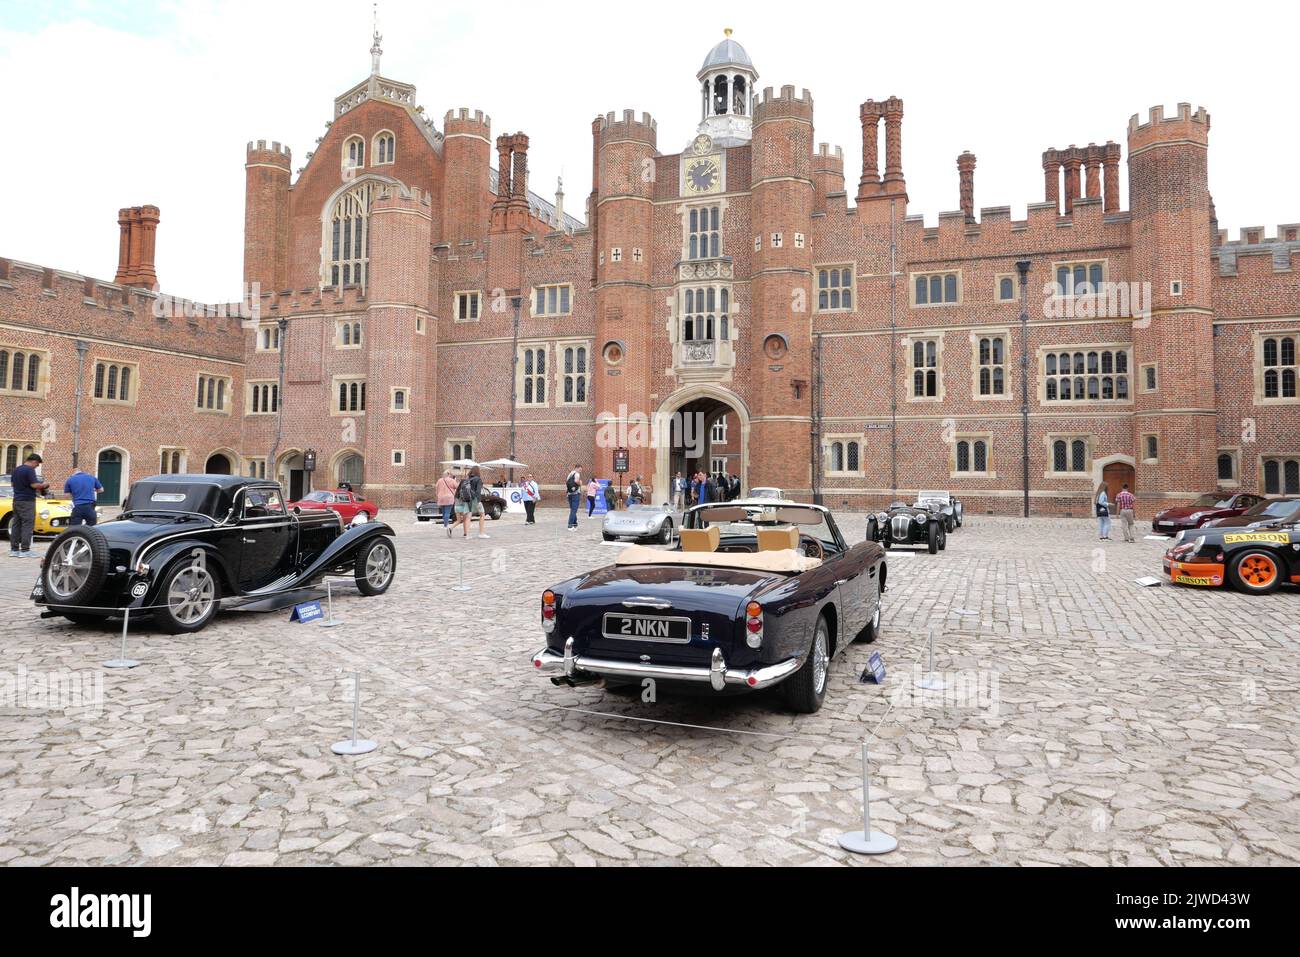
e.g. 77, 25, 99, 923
1250, 500, 1300, 518
692, 504, 838, 548
1191, 494, 1234, 507
301, 491, 332, 503
124, 482, 221, 517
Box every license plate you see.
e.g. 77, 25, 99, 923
602, 612, 692, 643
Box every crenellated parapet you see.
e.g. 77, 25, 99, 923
595, 110, 658, 149
897, 195, 1131, 259
1213, 223, 1300, 276
751, 85, 813, 125
1127, 103, 1210, 155
246, 139, 292, 168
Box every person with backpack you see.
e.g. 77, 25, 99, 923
434, 470, 459, 537
628, 475, 644, 506
455, 466, 489, 538
521, 472, 540, 525
565, 465, 582, 530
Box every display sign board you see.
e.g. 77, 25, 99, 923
613, 449, 629, 474
860, 651, 887, 684
289, 600, 324, 623
593, 479, 611, 516
303, 450, 317, 472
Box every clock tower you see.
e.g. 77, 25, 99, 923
696, 29, 757, 147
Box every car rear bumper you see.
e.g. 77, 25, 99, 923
532, 637, 802, 692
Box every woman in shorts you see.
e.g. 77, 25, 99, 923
456, 466, 489, 539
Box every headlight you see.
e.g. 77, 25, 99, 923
39, 510, 50, 519
916, 513, 927, 524
415, 500, 423, 508
1188, 512, 1206, 523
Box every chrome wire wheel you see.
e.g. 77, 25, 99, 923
167, 565, 216, 625
365, 541, 394, 589
48, 537, 93, 599
812, 620, 830, 695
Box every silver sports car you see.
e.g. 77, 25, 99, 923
602, 503, 680, 544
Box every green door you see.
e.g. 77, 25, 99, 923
97, 450, 122, 505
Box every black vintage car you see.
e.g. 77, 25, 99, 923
916, 490, 963, 532
532, 500, 885, 713
869, 501, 947, 553
31, 475, 397, 633
1163, 523, 1300, 595
415, 488, 507, 521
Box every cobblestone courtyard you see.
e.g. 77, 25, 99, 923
0, 508, 1296, 866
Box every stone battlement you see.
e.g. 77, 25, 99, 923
246, 139, 292, 163
752, 85, 813, 121
444, 108, 491, 129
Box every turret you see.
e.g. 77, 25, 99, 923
244, 139, 292, 292
750, 85, 815, 491
441, 108, 491, 246
591, 109, 657, 479
1127, 103, 1216, 495
812, 143, 844, 214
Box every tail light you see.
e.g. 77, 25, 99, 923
541, 590, 556, 633
745, 600, 763, 648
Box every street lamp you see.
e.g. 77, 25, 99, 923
267, 316, 289, 487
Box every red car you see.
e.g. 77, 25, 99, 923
290, 485, 379, 527
1152, 492, 1265, 536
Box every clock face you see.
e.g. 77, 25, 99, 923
686, 158, 719, 194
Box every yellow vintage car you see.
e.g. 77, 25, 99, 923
0, 476, 89, 538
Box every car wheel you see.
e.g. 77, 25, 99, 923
866, 518, 877, 542
349, 511, 370, 528
928, 523, 940, 554
1227, 549, 1282, 595
946, 517, 954, 533
489, 503, 504, 521
854, 599, 881, 644
0, 513, 10, 539
956, 512, 963, 528
882, 533, 892, 551
938, 527, 947, 551
355, 537, 397, 596
659, 520, 673, 545
42, 527, 111, 606
602, 532, 617, 542
155, 558, 221, 634
784, 614, 830, 714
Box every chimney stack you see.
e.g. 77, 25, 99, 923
957, 151, 976, 223
114, 205, 160, 288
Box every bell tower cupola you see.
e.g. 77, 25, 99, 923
697, 29, 757, 147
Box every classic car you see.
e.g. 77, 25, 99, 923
749, 486, 785, 500
532, 499, 886, 713
868, 501, 947, 553
602, 503, 681, 544
1201, 496, 1300, 530
289, 484, 379, 527
1163, 524, 1300, 594
31, 474, 397, 633
415, 486, 507, 521
1152, 492, 1265, 536
0, 476, 88, 538
916, 490, 963, 532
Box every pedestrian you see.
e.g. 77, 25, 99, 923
521, 472, 540, 525
8, 452, 49, 557
434, 470, 459, 537
603, 481, 616, 512
455, 465, 489, 539
1095, 484, 1112, 541
628, 475, 644, 506
672, 472, 685, 510
697, 471, 710, 505
1116, 483, 1136, 543
63, 465, 103, 527
730, 473, 741, 500
586, 476, 599, 517
565, 464, 582, 530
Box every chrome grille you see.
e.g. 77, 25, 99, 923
891, 515, 912, 539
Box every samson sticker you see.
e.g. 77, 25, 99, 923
1173, 573, 1220, 586
1222, 532, 1289, 545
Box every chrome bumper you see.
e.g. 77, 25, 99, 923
532, 637, 802, 692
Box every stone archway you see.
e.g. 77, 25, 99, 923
653, 384, 750, 500
204, 451, 235, 475
1093, 453, 1136, 506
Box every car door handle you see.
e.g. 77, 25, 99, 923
834, 579, 848, 586
243, 537, 257, 544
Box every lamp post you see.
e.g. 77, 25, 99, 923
1016, 260, 1032, 518
508, 294, 522, 485
267, 316, 289, 488
71, 340, 88, 469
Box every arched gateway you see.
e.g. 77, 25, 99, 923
653, 385, 749, 499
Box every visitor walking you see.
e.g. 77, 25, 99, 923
628, 475, 644, 506
456, 466, 489, 539
1095, 485, 1112, 541
434, 470, 459, 537
1116, 484, 1136, 542
8, 452, 48, 557
672, 472, 685, 510
565, 465, 582, 530
63, 465, 103, 527
586, 476, 599, 516
522, 472, 540, 525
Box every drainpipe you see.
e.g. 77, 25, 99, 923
71, 340, 88, 469
508, 294, 522, 483
889, 198, 899, 498
1016, 260, 1032, 517
812, 333, 823, 506
267, 316, 288, 483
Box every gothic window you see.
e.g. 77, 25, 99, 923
92, 361, 135, 403
913, 272, 959, 305
373, 131, 395, 165
336, 377, 366, 413
911, 338, 939, 398
248, 381, 279, 414
1261, 335, 1297, 400
1263, 457, 1300, 494
1054, 261, 1106, 296
326, 181, 375, 289
562, 345, 588, 405
343, 136, 365, 170
817, 267, 853, 311
1044, 348, 1130, 403
688, 206, 720, 260
521, 346, 547, 405
955, 439, 989, 473
683, 286, 728, 344
978, 336, 1005, 396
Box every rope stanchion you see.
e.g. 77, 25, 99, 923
450, 556, 471, 592
916, 628, 945, 691
331, 672, 378, 756
103, 608, 140, 670
837, 742, 897, 855
319, 580, 343, 628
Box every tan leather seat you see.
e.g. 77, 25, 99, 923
757, 526, 800, 552
680, 525, 720, 552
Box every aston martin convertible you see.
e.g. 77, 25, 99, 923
532, 500, 886, 713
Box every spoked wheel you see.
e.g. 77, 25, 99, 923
854, 601, 881, 644
928, 522, 940, 554
784, 614, 830, 713
356, 537, 397, 596
42, 527, 110, 605
1227, 549, 1281, 595
659, 520, 673, 545
156, 560, 220, 634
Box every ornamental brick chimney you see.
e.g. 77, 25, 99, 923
114, 205, 160, 288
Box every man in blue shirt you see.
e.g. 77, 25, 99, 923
9, 452, 49, 557
64, 467, 103, 527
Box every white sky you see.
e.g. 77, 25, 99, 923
1, 0, 1296, 302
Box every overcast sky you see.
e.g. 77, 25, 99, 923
1, 0, 1296, 302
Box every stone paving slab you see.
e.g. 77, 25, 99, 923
0, 508, 1296, 866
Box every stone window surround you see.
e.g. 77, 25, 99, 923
951, 434, 995, 478
91, 357, 138, 406
823, 434, 864, 477
1139, 361, 1159, 394
335, 318, 363, 349
1038, 342, 1133, 405
557, 340, 591, 407
1141, 432, 1159, 464
909, 269, 962, 308
904, 332, 945, 403
0, 343, 51, 399
391, 449, 406, 466
332, 375, 367, 416
678, 197, 728, 262
994, 273, 1018, 303
1050, 258, 1109, 298
255, 323, 282, 353
1253, 328, 1299, 405
195, 372, 232, 415
246, 379, 279, 416
530, 284, 573, 318
446, 437, 475, 462
518, 342, 549, 406
1216, 447, 1240, 488
372, 130, 396, 166
158, 446, 188, 474
390, 386, 410, 414
1043, 433, 1094, 479
970, 328, 1010, 401
454, 290, 482, 323
813, 262, 857, 314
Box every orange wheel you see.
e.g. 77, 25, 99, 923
1228, 550, 1281, 594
